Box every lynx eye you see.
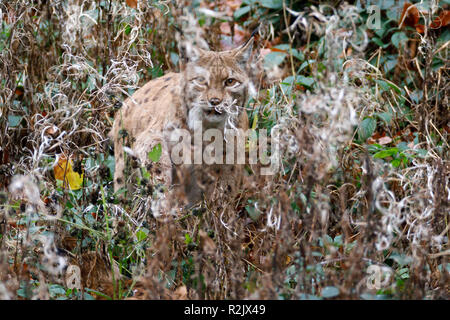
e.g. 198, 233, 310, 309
193, 76, 207, 85
225, 78, 238, 87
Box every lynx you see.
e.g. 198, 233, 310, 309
110, 39, 253, 209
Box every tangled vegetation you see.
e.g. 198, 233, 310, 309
0, 0, 448, 300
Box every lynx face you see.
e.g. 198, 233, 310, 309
181, 41, 253, 131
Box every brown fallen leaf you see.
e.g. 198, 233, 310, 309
399, 3, 420, 29
400, 3, 449, 33
378, 136, 393, 145
429, 10, 450, 29
126, 0, 137, 9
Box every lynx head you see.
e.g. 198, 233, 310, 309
179, 39, 254, 130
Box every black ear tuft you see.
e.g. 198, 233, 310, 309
232, 37, 254, 69
179, 41, 202, 65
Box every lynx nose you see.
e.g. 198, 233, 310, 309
209, 98, 222, 106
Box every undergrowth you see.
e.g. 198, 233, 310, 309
0, 0, 448, 300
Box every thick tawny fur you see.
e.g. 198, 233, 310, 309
110, 40, 253, 209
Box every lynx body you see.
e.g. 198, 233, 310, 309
110, 40, 253, 208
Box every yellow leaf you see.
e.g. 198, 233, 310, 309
54, 156, 83, 190
286, 255, 292, 265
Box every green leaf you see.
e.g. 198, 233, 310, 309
358, 118, 376, 142
415, 149, 428, 158
384, 59, 397, 73
397, 267, 410, 279
280, 76, 295, 92
83, 292, 96, 300
333, 235, 343, 246
297, 75, 315, 87
49, 284, 66, 296
263, 51, 286, 69
299, 60, 315, 71
380, 0, 396, 9
259, 0, 283, 9
170, 52, 179, 66
368, 143, 382, 153
375, 79, 390, 92
376, 112, 392, 124
136, 228, 148, 242
273, 44, 304, 60
391, 158, 401, 167
280, 75, 315, 93
125, 24, 132, 35
245, 205, 261, 221
372, 37, 390, 49
373, 148, 398, 159
391, 32, 409, 49
386, 7, 400, 21
105, 155, 115, 178
376, 79, 402, 94
148, 143, 162, 162
141, 167, 151, 180
8, 115, 22, 127
396, 142, 409, 152
291, 49, 304, 61
234, 6, 251, 19
321, 286, 340, 298
360, 293, 376, 300
184, 233, 192, 245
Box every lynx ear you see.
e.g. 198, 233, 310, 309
231, 37, 254, 69
179, 41, 203, 66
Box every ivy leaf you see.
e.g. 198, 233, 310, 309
384, 59, 397, 73
148, 143, 162, 162
358, 118, 377, 142
375, 112, 393, 124
372, 37, 390, 49
391, 32, 409, 48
